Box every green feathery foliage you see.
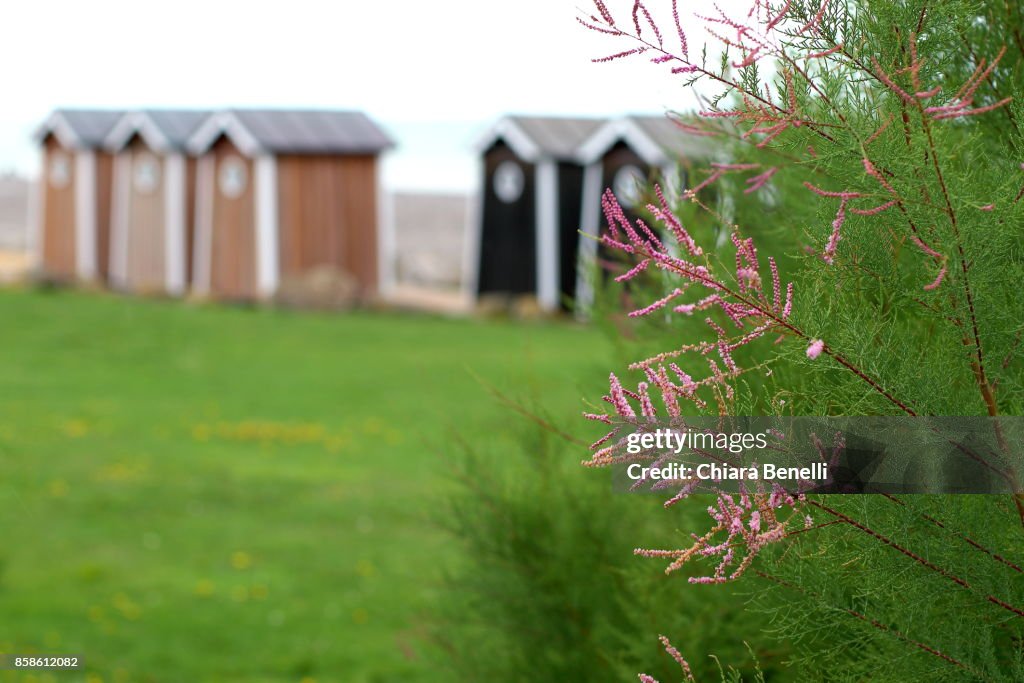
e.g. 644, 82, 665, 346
579, 0, 1024, 680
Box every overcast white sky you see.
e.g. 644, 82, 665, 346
1, 0, 743, 192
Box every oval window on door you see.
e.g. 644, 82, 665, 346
493, 161, 525, 203
49, 152, 71, 189
612, 164, 646, 208
133, 154, 160, 194
219, 156, 248, 199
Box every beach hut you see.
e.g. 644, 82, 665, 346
185, 109, 394, 301
104, 110, 210, 295
468, 115, 606, 312
34, 109, 124, 282
574, 115, 716, 310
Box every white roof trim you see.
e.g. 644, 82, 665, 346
186, 111, 264, 157
474, 117, 545, 163
104, 112, 175, 153
577, 117, 668, 166
36, 111, 83, 149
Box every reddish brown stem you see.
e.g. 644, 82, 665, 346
810, 500, 1024, 618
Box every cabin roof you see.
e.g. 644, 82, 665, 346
476, 116, 607, 163
577, 114, 718, 166
105, 110, 212, 152
36, 109, 126, 149
187, 109, 395, 156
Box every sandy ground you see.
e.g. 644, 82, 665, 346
0, 249, 31, 282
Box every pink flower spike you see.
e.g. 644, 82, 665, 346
980, 204, 995, 211
850, 200, 896, 216
592, 0, 615, 25
658, 635, 696, 682
803, 181, 861, 199
766, 0, 793, 30
744, 166, 778, 194
806, 44, 843, 60
593, 47, 647, 63
871, 56, 916, 104
806, 339, 825, 359
924, 264, 947, 291
671, 0, 689, 58
796, 0, 828, 34
916, 85, 941, 98
823, 198, 848, 264
909, 234, 942, 259
615, 258, 651, 283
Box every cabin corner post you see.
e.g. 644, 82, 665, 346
574, 160, 604, 318
27, 157, 44, 273
74, 150, 98, 281
375, 156, 396, 297
254, 154, 279, 299
461, 156, 485, 304
109, 153, 130, 289
164, 153, 187, 295
535, 159, 559, 312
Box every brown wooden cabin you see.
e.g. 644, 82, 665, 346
104, 110, 210, 295
469, 116, 605, 313
185, 110, 394, 301
34, 110, 124, 283
574, 115, 716, 312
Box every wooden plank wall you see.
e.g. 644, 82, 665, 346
276, 154, 378, 294
208, 137, 256, 299
40, 137, 76, 278
94, 151, 114, 281
185, 157, 197, 287
124, 137, 166, 292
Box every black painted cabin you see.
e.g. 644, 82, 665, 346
474, 116, 605, 312
477, 141, 536, 296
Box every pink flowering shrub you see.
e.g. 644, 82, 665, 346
578, 0, 1024, 679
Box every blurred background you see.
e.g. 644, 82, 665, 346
0, 2, 780, 682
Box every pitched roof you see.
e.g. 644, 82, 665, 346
105, 110, 212, 152
577, 114, 718, 166
36, 109, 126, 149
143, 110, 212, 147
187, 109, 395, 156
476, 116, 607, 162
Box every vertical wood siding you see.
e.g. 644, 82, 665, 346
124, 137, 167, 292
184, 157, 197, 287
94, 151, 114, 282
208, 137, 256, 299
40, 137, 77, 278
276, 154, 379, 294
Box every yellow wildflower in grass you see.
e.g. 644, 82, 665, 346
47, 479, 68, 497
112, 593, 141, 621
61, 418, 89, 438
194, 579, 215, 597
351, 607, 369, 624
231, 551, 252, 570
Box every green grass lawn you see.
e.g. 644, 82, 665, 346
0, 288, 612, 683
